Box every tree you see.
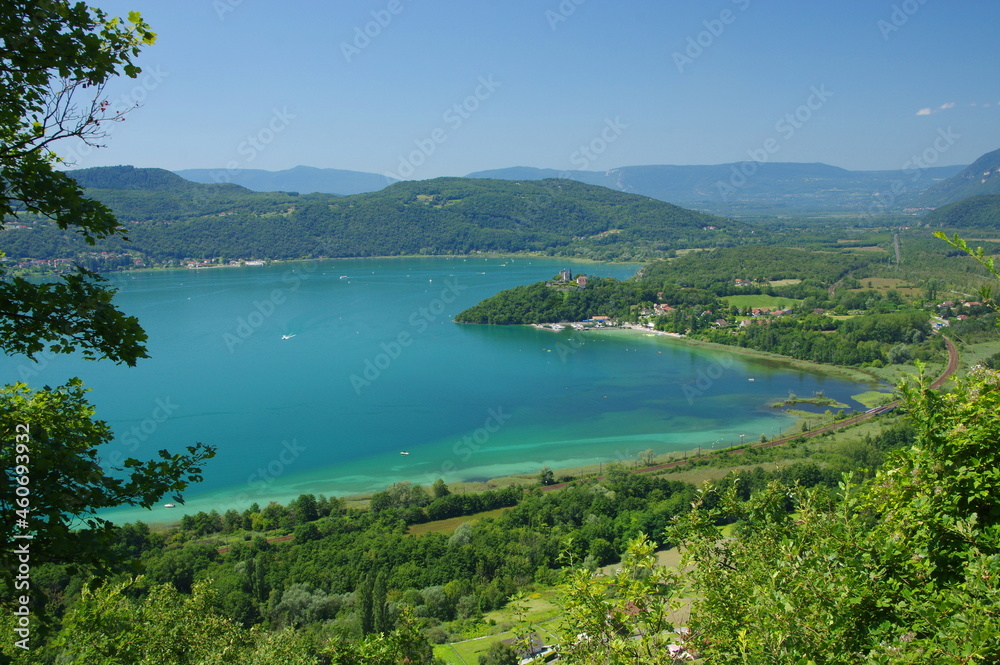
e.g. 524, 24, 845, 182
555, 535, 689, 663
0, 1, 155, 365
29, 578, 319, 665
0, 380, 212, 584
539, 466, 555, 486
478, 641, 518, 665
291, 493, 319, 523
0, 2, 215, 584
431, 478, 450, 498
671, 367, 1000, 663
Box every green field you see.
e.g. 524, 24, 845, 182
724, 294, 802, 309
407, 507, 512, 536
851, 390, 896, 408
434, 590, 563, 664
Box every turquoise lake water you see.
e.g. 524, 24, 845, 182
0, 257, 881, 523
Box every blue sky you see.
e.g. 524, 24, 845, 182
70, 0, 1000, 179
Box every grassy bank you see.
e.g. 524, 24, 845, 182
588, 326, 883, 385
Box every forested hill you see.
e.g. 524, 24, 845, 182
5, 167, 752, 263
454, 246, 870, 325
923, 194, 1000, 229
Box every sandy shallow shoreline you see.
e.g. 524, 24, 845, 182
587, 324, 882, 384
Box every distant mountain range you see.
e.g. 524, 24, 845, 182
175, 166, 397, 196
468, 163, 966, 215
915, 148, 1000, 208
170, 161, 970, 216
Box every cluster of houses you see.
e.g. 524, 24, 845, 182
186, 259, 267, 269
7, 257, 76, 270
7, 251, 146, 271
937, 299, 985, 321
636, 303, 795, 329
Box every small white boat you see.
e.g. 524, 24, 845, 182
281, 334, 296, 340
748, 378, 755, 382
399, 451, 410, 456
164, 503, 175, 508
339, 275, 348, 279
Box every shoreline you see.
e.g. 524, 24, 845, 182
116, 327, 882, 529
33, 253, 643, 278
581, 324, 883, 385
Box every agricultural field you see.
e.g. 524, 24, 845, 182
853, 277, 920, 295
407, 507, 512, 536
724, 294, 802, 309
434, 589, 562, 665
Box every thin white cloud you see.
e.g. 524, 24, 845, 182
915, 101, 958, 116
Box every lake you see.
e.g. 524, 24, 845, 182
0, 256, 881, 523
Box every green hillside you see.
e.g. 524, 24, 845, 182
923, 194, 1000, 229
4, 167, 753, 264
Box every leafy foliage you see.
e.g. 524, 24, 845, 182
556, 535, 688, 664
0, 0, 217, 602
0, 380, 214, 586
0, 3, 154, 365
670, 367, 1000, 663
